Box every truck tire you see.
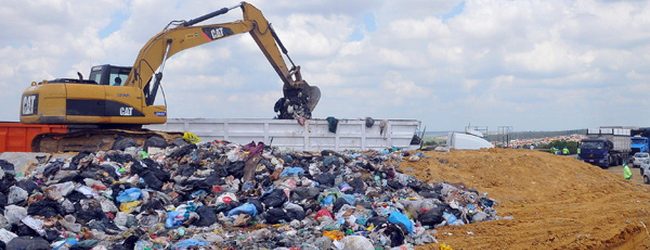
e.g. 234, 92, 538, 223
604, 156, 613, 168
644, 175, 650, 184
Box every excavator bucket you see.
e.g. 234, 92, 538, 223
303, 84, 321, 112
288, 80, 320, 112
277, 80, 320, 119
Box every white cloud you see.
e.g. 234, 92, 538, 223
505, 40, 595, 77
1, 0, 650, 131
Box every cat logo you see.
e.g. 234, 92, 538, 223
119, 107, 133, 116
22, 95, 37, 115
210, 27, 225, 39
202, 27, 233, 41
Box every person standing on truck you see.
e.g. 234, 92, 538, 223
623, 163, 633, 180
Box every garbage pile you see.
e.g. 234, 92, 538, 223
0, 139, 499, 249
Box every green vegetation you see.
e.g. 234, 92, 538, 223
422, 136, 446, 147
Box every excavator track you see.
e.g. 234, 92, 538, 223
32, 129, 183, 153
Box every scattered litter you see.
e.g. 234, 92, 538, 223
0, 139, 499, 248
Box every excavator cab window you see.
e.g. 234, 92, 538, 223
88, 65, 104, 84
88, 65, 132, 86
90, 71, 102, 84
109, 72, 127, 86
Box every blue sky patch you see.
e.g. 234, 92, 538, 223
99, 11, 129, 38
442, 1, 465, 22
348, 12, 376, 41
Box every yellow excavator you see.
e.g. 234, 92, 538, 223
19, 2, 320, 152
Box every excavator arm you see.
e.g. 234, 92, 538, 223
126, 2, 320, 117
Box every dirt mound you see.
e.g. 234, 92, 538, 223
399, 148, 650, 249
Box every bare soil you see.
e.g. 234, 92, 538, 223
399, 148, 650, 250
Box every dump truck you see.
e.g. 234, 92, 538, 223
630, 135, 649, 154
579, 127, 631, 168
630, 127, 650, 155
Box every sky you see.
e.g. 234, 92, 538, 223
1, 0, 650, 131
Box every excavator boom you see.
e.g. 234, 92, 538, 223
127, 2, 320, 115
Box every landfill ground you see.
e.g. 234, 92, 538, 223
399, 149, 650, 250
606, 164, 645, 185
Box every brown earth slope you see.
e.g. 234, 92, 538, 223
399, 149, 650, 250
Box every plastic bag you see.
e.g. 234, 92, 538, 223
334, 235, 374, 250
388, 211, 414, 234
119, 201, 141, 213
323, 230, 344, 241
280, 167, 305, 177
116, 188, 142, 203
315, 208, 334, 221
183, 132, 201, 144
419, 206, 445, 226
442, 212, 464, 226
265, 208, 288, 224
194, 206, 217, 227
227, 203, 258, 217
326, 117, 339, 133
172, 239, 208, 250
260, 189, 288, 208
165, 211, 185, 228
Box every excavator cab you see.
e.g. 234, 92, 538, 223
88, 65, 132, 86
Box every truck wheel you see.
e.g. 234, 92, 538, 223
605, 156, 613, 168
644, 175, 650, 184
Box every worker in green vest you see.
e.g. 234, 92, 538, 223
623, 163, 633, 180
562, 147, 570, 155
550, 146, 558, 155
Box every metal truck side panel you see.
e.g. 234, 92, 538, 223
145, 118, 420, 151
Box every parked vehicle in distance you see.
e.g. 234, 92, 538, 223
630, 135, 649, 154
632, 152, 650, 168
579, 127, 631, 168
641, 159, 650, 184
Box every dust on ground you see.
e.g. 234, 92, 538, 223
399, 148, 650, 250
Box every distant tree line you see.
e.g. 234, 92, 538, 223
537, 140, 579, 154
485, 129, 587, 142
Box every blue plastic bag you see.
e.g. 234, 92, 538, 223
443, 212, 463, 226
388, 211, 414, 234
227, 203, 258, 217
172, 239, 208, 250
190, 190, 207, 199
165, 211, 184, 228
341, 194, 356, 205
321, 194, 335, 206
52, 238, 79, 250
280, 167, 305, 177
116, 187, 142, 203
323, 156, 339, 167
